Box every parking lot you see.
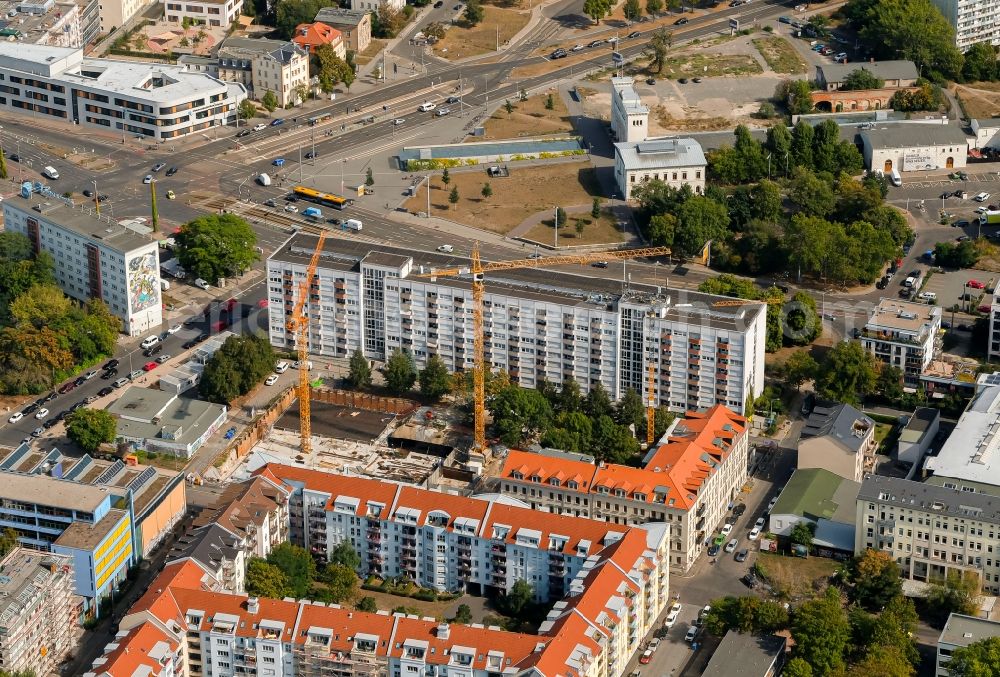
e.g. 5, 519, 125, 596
893, 169, 1000, 192
918, 268, 995, 314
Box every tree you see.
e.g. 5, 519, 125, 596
962, 42, 998, 82
175, 213, 258, 284
463, 0, 484, 24
238, 99, 257, 120
623, 0, 642, 21
575, 220, 585, 237
504, 99, 514, 116
733, 124, 767, 182
935, 240, 980, 269
705, 596, 789, 635
66, 408, 117, 453
441, 167, 451, 185
558, 377, 584, 413
419, 355, 452, 400
816, 340, 879, 405
383, 349, 417, 395
490, 384, 553, 446
847, 645, 915, 677
0, 147, 7, 180
319, 563, 357, 603
329, 542, 361, 570
791, 119, 815, 167
790, 520, 816, 548
357, 596, 379, 612
783, 658, 814, 677
646, 28, 672, 73
374, 1, 406, 37
616, 388, 645, 432
780, 79, 814, 115
791, 588, 850, 676
848, 550, 903, 610
482, 182, 493, 199
448, 186, 460, 208
591, 197, 602, 219
877, 364, 904, 402
0, 527, 19, 559
840, 68, 885, 90
200, 334, 275, 404
0, 326, 74, 395
266, 543, 316, 599
261, 89, 278, 113
347, 349, 372, 389
926, 571, 981, 621
674, 195, 729, 257
585, 382, 614, 419
789, 167, 835, 217
949, 637, 1000, 677
314, 43, 355, 93
545, 93, 554, 110
783, 350, 818, 390
245, 559, 290, 598
0, 232, 55, 323
591, 414, 639, 463
645, 0, 663, 15
583, 0, 611, 22
811, 119, 841, 174
453, 603, 473, 624
500, 579, 533, 615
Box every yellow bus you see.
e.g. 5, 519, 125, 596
292, 185, 353, 210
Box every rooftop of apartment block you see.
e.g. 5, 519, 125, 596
5, 196, 154, 253
925, 384, 1000, 488
0, 547, 73, 629
859, 475, 1000, 525
939, 613, 1000, 649
53, 508, 127, 550
864, 298, 941, 335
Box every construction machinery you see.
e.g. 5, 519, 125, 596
287, 230, 328, 456
416, 243, 672, 452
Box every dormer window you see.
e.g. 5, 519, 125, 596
567, 480, 578, 490
614, 489, 626, 498
549, 478, 561, 487
634, 492, 646, 502
511, 471, 523, 480
530, 474, 541, 483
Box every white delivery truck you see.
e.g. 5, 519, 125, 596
890, 168, 902, 187
257, 173, 272, 186
344, 219, 363, 231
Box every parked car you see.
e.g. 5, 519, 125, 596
674, 16, 689, 24
224, 426, 237, 440
685, 626, 700, 642
707, 543, 721, 557
969, 279, 986, 289
7, 412, 23, 424
34, 408, 49, 420
741, 573, 758, 589
265, 374, 279, 386
720, 523, 733, 536
142, 174, 153, 184
626, 31, 640, 38
271, 118, 285, 126
155, 354, 171, 364
98, 387, 114, 397
166, 166, 179, 176
253, 123, 266, 132
152, 162, 166, 172
143, 361, 158, 372
639, 650, 653, 665
724, 538, 739, 553
749, 527, 761, 540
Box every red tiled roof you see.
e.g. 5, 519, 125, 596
292, 21, 342, 49
97, 623, 178, 677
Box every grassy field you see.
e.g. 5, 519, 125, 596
752, 36, 807, 74
660, 53, 762, 79
404, 161, 601, 234
433, 5, 530, 60
655, 105, 733, 132
521, 209, 626, 246
955, 82, 1000, 121
757, 551, 840, 600
353, 38, 388, 66
476, 90, 573, 140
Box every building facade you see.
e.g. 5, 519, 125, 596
267, 237, 767, 414
98, 0, 143, 33
162, 0, 243, 27
217, 37, 309, 107
313, 7, 370, 53
610, 76, 648, 143
797, 402, 876, 482
860, 124, 970, 174
929, 0, 1000, 51
0, 43, 244, 141
989, 293, 1000, 362
499, 406, 749, 573
0, 548, 80, 675
351, 0, 402, 12
858, 298, 942, 387
77, 0, 100, 45
815, 61, 919, 91
3, 197, 162, 336
973, 119, 1000, 151
856, 475, 1000, 595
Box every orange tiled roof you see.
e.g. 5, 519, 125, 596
292, 21, 342, 50
97, 623, 178, 677
500, 405, 746, 511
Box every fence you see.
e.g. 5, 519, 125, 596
312, 388, 419, 416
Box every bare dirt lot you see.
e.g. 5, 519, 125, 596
521, 208, 626, 245
955, 81, 1000, 120
751, 36, 807, 75
476, 90, 573, 140
433, 5, 531, 60
404, 161, 601, 234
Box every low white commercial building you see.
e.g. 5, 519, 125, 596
925, 381, 1000, 496
107, 387, 228, 458
858, 298, 942, 387
3, 196, 162, 336
973, 119, 1000, 151
0, 42, 245, 140
162, 0, 243, 27
937, 614, 1000, 676
897, 407, 940, 466
860, 124, 970, 174
769, 468, 859, 555
930, 0, 1000, 51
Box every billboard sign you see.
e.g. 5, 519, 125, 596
903, 153, 936, 171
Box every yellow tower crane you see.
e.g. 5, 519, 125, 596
287, 230, 328, 457
415, 244, 672, 452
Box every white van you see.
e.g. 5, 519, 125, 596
274, 361, 289, 374
344, 219, 363, 231
257, 173, 272, 186
418, 101, 436, 112
194, 278, 210, 290
890, 168, 902, 187
42, 166, 59, 180
140, 335, 160, 350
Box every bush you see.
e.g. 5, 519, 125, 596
413, 589, 437, 601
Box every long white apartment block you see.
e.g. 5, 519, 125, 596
930, 0, 1000, 50
266, 236, 767, 413
3, 195, 162, 336
0, 42, 245, 140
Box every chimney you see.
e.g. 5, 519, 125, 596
436, 623, 450, 640
247, 597, 260, 614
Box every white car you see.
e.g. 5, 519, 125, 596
265, 374, 279, 386
664, 609, 679, 628
34, 408, 49, 420
253, 123, 267, 132
669, 601, 682, 614
418, 101, 436, 112
143, 175, 153, 184
767, 497, 779, 511
437, 245, 455, 253
194, 278, 210, 290
436, 107, 451, 117
647, 638, 660, 652
275, 361, 290, 373
141, 335, 160, 350
8, 412, 23, 424
918, 291, 937, 301
720, 523, 733, 536
975, 192, 991, 202
571, 44, 584, 51
167, 324, 182, 334
749, 527, 761, 540
754, 517, 765, 530
285, 204, 298, 213
393, 118, 406, 125
724, 538, 739, 553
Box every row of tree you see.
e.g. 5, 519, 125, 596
200, 333, 276, 404
348, 348, 454, 400
775, 342, 904, 407
245, 542, 361, 604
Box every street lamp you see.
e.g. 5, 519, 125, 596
93, 179, 100, 217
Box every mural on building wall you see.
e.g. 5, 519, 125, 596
128, 252, 159, 313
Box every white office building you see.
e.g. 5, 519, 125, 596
162, 0, 243, 27
267, 237, 767, 413
0, 42, 245, 140
2, 196, 162, 336
925, 380, 1000, 496
610, 77, 706, 200
858, 298, 942, 387
929, 0, 1000, 51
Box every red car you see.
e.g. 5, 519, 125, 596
143, 361, 158, 372
968, 280, 986, 289
639, 649, 653, 664
58, 381, 77, 394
